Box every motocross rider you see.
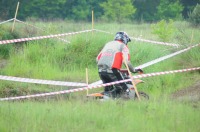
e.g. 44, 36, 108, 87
96, 31, 143, 98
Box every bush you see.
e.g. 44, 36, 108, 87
0, 25, 19, 58
151, 19, 176, 42
189, 4, 200, 26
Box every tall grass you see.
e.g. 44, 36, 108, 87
0, 20, 199, 131
0, 100, 199, 131
0, 21, 199, 96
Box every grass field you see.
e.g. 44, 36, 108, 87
0, 20, 200, 131
1, 99, 200, 132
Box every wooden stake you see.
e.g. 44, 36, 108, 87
123, 55, 141, 101
190, 30, 194, 45
92, 10, 94, 30
12, 2, 20, 32
86, 68, 89, 95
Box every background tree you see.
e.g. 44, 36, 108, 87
0, 0, 199, 22
71, 0, 90, 21
156, 0, 184, 20
18, 0, 66, 20
133, 0, 160, 22
180, 0, 200, 19
0, 0, 18, 20
54, 0, 105, 21
100, 0, 136, 23
189, 4, 200, 26
87, 0, 106, 21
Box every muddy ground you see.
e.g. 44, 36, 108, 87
0, 59, 7, 68
171, 81, 200, 102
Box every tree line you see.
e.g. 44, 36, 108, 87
0, 0, 199, 22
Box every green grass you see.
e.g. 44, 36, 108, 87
0, 20, 200, 131
0, 20, 199, 97
0, 100, 200, 132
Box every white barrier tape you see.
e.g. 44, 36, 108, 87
93, 29, 113, 35
132, 67, 200, 79
15, 19, 70, 43
90, 44, 200, 86
136, 43, 200, 69
0, 18, 14, 25
93, 29, 180, 47
0, 75, 87, 87
89, 80, 102, 87
130, 37, 180, 47
1, 67, 199, 101
0, 29, 93, 45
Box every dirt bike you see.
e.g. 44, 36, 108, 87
87, 69, 149, 101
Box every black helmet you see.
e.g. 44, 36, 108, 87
114, 31, 131, 45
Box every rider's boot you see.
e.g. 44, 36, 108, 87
121, 84, 136, 99
128, 88, 136, 99
101, 88, 120, 100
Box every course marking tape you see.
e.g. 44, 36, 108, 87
136, 43, 200, 69
0, 29, 93, 45
0, 67, 199, 101
90, 43, 200, 86
93, 29, 180, 47
93, 29, 113, 35
132, 67, 200, 79
130, 37, 180, 47
0, 75, 87, 87
0, 18, 14, 25
15, 19, 70, 43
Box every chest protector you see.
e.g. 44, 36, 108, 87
97, 41, 130, 70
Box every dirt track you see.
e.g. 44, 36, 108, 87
171, 81, 200, 102
0, 59, 7, 68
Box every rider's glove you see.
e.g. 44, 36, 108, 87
133, 68, 143, 74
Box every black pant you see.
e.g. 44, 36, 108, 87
98, 68, 129, 95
